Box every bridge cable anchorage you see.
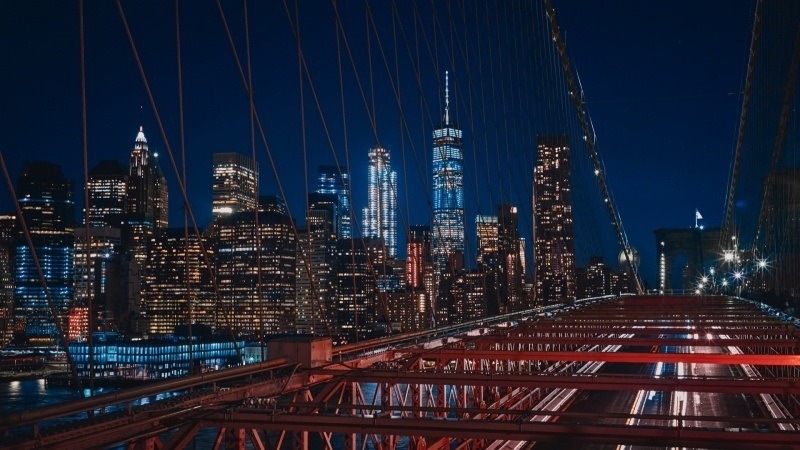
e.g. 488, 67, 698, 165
751, 24, 800, 255
542, 0, 643, 294
115, 0, 243, 358
0, 150, 81, 389
722, 0, 763, 243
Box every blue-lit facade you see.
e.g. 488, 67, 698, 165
432, 71, 465, 276
362, 148, 398, 258
69, 334, 244, 379
316, 165, 351, 238
13, 162, 75, 340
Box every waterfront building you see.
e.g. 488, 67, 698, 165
69, 332, 242, 380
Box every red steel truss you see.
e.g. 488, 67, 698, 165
1, 295, 799, 450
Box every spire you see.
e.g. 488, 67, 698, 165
444, 70, 450, 125
135, 125, 147, 144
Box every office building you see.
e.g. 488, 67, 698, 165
316, 165, 352, 238
13, 162, 75, 340
363, 147, 398, 258
215, 208, 296, 335
432, 71, 466, 299
533, 135, 576, 302
86, 160, 128, 228
143, 228, 214, 335
212, 152, 258, 219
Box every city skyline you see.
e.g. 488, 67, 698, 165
0, 1, 757, 287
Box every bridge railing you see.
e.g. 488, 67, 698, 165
0, 357, 291, 430
333, 295, 618, 361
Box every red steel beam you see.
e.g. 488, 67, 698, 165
468, 336, 800, 348
506, 326, 798, 336
401, 349, 800, 365
306, 369, 800, 394
201, 412, 800, 447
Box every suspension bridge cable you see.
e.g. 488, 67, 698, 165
542, 0, 642, 294
78, 0, 94, 394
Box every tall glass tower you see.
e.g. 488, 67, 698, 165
362, 148, 398, 258
316, 165, 351, 239
431, 71, 465, 276
13, 162, 75, 340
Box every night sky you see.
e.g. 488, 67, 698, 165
0, 1, 755, 286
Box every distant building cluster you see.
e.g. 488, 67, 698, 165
0, 74, 636, 351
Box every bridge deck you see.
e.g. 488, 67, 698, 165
1, 295, 798, 450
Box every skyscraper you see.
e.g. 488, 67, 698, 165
73, 227, 122, 309
334, 238, 378, 338
295, 193, 337, 335
86, 160, 128, 228
476, 215, 501, 315
362, 147, 398, 258
498, 204, 524, 311
432, 71, 465, 283
316, 165, 351, 238
212, 152, 258, 219
126, 127, 168, 229
215, 208, 296, 335
143, 228, 214, 335
533, 135, 576, 302
13, 162, 75, 340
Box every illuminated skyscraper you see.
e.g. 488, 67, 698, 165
316, 165, 351, 238
334, 239, 378, 338
476, 215, 501, 315
73, 227, 122, 310
498, 204, 524, 311
0, 215, 15, 345
432, 71, 465, 281
533, 135, 576, 301
212, 152, 258, 219
125, 127, 167, 266
295, 193, 337, 335
215, 207, 296, 335
13, 162, 75, 340
143, 228, 214, 335
362, 147, 398, 258
86, 160, 128, 228
126, 127, 168, 229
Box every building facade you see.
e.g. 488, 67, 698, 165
316, 165, 351, 238
13, 162, 75, 340
215, 209, 296, 336
86, 160, 128, 228
363, 147, 398, 258
143, 228, 214, 335
212, 152, 258, 219
533, 135, 576, 302
432, 71, 466, 298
